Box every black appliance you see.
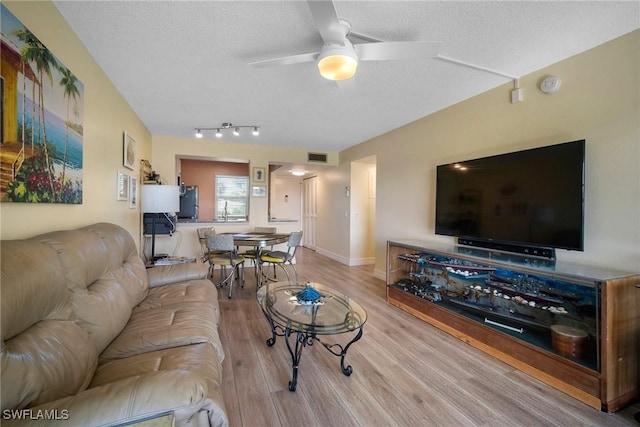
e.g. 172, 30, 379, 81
143, 213, 176, 235
178, 185, 198, 219
435, 139, 585, 253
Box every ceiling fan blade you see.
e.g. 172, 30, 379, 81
355, 41, 441, 61
248, 52, 319, 68
307, 0, 345, 44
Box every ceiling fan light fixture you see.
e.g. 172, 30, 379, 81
317, 44, 358, 81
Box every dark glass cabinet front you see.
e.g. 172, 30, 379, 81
386, 240, 639, 412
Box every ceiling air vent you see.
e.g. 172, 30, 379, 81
307, 152, 328, 163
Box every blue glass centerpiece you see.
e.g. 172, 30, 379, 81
295, 283, 325, 304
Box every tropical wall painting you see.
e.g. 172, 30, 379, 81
0, 5, 84, 204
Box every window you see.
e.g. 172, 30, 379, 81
216, 175, 249, 220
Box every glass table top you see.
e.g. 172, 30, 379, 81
257, 281, 367, 335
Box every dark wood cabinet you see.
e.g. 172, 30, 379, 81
386, 240, 639, 412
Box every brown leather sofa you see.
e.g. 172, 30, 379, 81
1, 223, 228, 426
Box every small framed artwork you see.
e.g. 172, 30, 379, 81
123, 132, 136, 170
252, 185, 266, 198
129, 177, 138, 208
117, 171, 130, 201
252, 167, 266, 182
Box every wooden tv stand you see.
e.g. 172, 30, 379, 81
386, 240, 639, 412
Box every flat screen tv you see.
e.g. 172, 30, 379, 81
435, 140, 585, 252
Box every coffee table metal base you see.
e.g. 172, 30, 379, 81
264, 317, 364, 392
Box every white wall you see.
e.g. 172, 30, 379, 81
342, 30, 640, 276
314, 163, 352, 264
270, 176, 302, 221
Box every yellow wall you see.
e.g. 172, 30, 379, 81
0, 1, 151, 249
342, 30, 640, 275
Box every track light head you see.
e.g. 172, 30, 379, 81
195, 129, 203, 138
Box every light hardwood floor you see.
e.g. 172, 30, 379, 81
217, 248, 639, 427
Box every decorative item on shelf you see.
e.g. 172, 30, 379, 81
294, 283, 327, 305
194, 122, 260, 139
141, 185, 180, 261
144, 170, 160, 184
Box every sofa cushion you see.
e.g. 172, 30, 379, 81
146, 262, 209, 288
99, 301, 225, 362
91, 343, 227, 426
1, 321, 98, 410
2, 370, 221, 427
135, 279, 221, 325
1, 239, 97, 410
36, 223, 148, 354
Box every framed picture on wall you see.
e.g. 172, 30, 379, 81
252, 167, 266, 182
117, 171, 129, 201
129, 177, 138, 208
252, 185, 266, 198
123, 132, 136, 170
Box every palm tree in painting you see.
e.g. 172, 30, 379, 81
13, 27, 58, 196
58, 66, 79, 195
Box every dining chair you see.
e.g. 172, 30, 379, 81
239, 227, 277, 282
260, 231, 303, 284
206, 233, 245, 298
197, 227, 216, 263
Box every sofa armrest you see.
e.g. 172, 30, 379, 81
146, 263, 209, 288
1, 370, 227, 427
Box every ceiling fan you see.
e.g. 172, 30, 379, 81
248, 0, 441, 81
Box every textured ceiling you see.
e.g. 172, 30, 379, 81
53, 1, 640, 153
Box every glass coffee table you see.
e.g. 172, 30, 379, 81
257, 281, 367, 391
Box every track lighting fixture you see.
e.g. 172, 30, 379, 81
193, 122, 260, 139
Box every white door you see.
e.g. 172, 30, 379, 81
302, 176, 317, 250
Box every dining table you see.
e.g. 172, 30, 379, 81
228, 232, 290, 249
226, 232, 291, 286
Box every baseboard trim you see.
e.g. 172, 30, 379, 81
373, 268, 386, 281
313, 247, 374, 267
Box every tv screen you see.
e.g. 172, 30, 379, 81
435, 140, 585, 251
